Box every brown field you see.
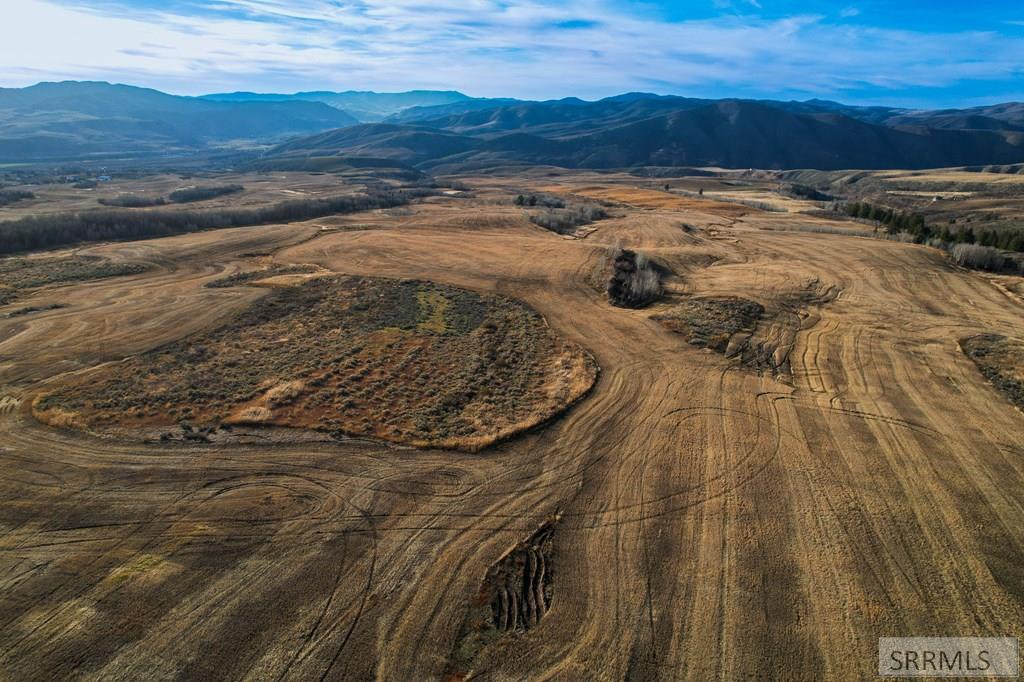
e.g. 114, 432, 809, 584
0, 170, 1023, 679
874, 169, 1024, 186
0, 171, 367, 219
556, 184, 753, 217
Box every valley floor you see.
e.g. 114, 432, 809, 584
0, 174, 1022, 680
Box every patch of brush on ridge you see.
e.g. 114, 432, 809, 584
653, 278, 840, 379
654, 296, 764, 352
33, 276, 597, 450
445, 520, 556, 680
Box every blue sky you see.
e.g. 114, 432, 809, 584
2, 0, 1023, 107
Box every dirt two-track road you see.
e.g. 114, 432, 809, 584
0, 178, 1022, 680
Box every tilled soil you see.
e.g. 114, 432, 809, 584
0, 175, 1022, 680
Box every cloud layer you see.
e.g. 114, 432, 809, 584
2, 0, 1022, 105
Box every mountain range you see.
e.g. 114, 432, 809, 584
200, 89, 486, 122
2, 81, 1024, 170
0, 81, 360, 162
262, 94, 1024, 172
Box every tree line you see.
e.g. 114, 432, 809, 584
844, 201, 1024, 252
844, 202, 927, 234
168, 184, 244, 203
0, 188, 431, 255
0, 190, 35, 207
98, 184, 246, 208
844, 201, 1023, 273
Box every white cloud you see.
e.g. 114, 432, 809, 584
840, 7, 861, 18
0, 0, 1021, 102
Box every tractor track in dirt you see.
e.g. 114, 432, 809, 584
1, 178, 1023, 679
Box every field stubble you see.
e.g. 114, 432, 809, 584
0, 173, 1022, 680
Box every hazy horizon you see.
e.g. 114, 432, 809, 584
3, 1, 1023, 109
4, 79, 1024, 113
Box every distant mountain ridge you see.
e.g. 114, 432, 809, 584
200, 90, 512, 122
0, 81, 358, 162
2, 82, 1024, 169
263, 94, 1024, 172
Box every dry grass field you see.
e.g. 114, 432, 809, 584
0, 172, 368, 219
0, 171, 1022, 680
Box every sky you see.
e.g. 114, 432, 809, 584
1, 0, 1023, 107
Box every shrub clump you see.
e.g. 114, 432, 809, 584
98, 195, 167, 208
949, 243, 1014, 273
0, 255, 147, 308
0, 255, 147, 289
0, 190, 35, 207
784, 184, 832, 201
654, 297, 764, 351
5, 303, 66, 318
515, 193, 565, 209
530, 204, 608, 235
607, 247, 662, 308
168, 184, 244, 203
